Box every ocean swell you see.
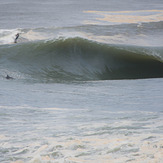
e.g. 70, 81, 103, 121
0, 37, 163, 82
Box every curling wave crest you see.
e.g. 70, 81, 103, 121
0, 37, 163, 82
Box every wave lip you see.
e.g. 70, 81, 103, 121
0, 37, 163, 82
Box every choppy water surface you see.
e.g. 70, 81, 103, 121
0, 0, 163, 162
0, 79, 163, 163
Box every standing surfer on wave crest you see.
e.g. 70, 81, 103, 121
14, 33, 19, 43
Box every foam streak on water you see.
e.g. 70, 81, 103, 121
0, 79, 163, 163
0, 106, 163, 163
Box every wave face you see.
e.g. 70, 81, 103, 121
0, 37, 163, 82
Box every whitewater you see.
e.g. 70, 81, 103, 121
0, 0, 163, 163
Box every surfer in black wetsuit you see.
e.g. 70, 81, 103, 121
6, 75, 14, 80
14, 33, 19, 43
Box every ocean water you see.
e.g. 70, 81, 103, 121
0, 0, 163, 162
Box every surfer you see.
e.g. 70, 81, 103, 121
14, 33, 19, 43
6, 75, 14, 80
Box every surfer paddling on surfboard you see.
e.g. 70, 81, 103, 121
14, 33, 19, 43
6, 75, 14, 80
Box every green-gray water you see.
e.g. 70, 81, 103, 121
0, 0, 163, 162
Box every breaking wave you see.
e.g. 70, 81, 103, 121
0, 37, 163, 82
